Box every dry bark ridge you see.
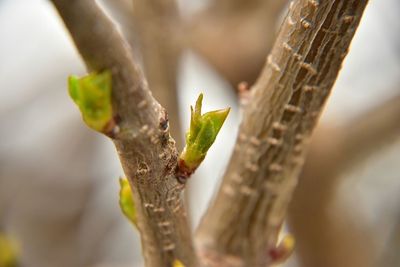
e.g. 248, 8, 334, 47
196, 0, 369, 266
50, 1, 197, 266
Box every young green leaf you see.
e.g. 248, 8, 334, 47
68, 71, 113, 133
119, 178, 137, 227
179, 93, 230, 174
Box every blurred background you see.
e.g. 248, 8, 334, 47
0, 0, 399, 266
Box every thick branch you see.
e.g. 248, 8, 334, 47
51, 1, 196, 266
132, 0, 184, 149
101, 0, 183, 147
196, 1, 369, 266
288, 92, 400, 267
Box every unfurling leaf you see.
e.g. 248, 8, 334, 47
119, 178, 137, 227
68, 71, 113, 132
179, 93, 230, 172
0, 233, 18, 267
173, 259, 185, 267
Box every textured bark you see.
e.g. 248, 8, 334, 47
50, 1, 197, 266
196, 1, 369, 266
132, 0, 184, 149
289, 92, 400, 267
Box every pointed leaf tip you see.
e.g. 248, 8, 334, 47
194, 93, 203, 118
179, 93, 230, 173
203, 107, 230, 134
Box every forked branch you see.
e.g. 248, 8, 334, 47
50, 1, 197, 266
196, 0, 369, 266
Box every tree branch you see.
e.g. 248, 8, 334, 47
98, 0, 140, 56
50, 1, 196, 266
196, 0, 369, 266
288, 92, 400, 267
131, 0, 184, 148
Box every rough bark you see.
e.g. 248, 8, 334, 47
50, 1, 197, 266
289, 92, 400, 267
196, 1, 369, 266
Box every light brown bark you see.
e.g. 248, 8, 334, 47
50, 0, 373, 266
50, 1, 197, 266
196, 1, 369, 266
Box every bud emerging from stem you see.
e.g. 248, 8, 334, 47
178, 93, 230, 181
68, 71, 114, 134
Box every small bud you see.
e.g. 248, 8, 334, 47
173, 259, 185, 267
179, 93, 230, 175
119, 178, 137, 227
0, 233, 19, 267
268, 234, 295, 264
68, 71, 113, 133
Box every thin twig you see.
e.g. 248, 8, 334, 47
196, 1, 369, 266
51, 1, 197, 266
